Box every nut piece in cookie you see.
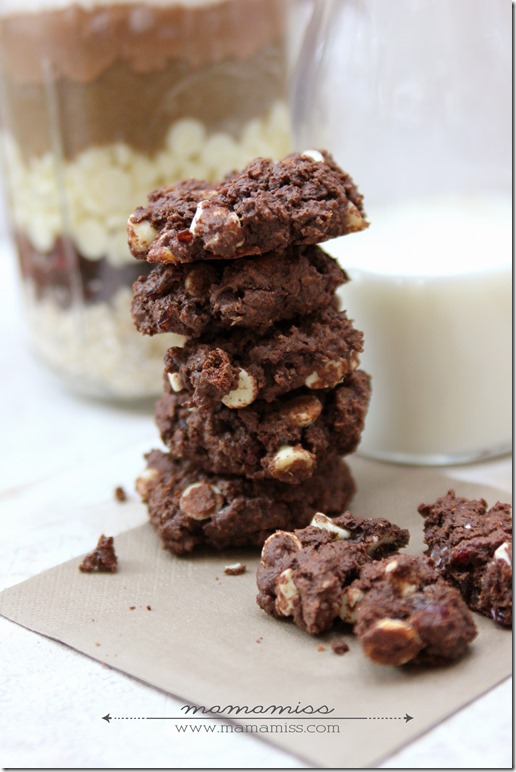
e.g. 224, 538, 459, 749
138, 450, 356, 555
343, 554, 477, 666
79, 535, 118, 573
256, 511, 409, 634
418, 490, 512, 626
128, 150, 367, 264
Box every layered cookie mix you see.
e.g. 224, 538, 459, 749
418, 490, 512, 627
256, 512, 409, 634
0, 0, 290, 397
131, 150, 371, 550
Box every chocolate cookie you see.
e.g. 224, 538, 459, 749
164, 307, 363, 409
256, 511, 409, 634
155, 370, 371, 483
131, 244, 347, 337
342, 554, 478, 666
418, 490, 513, 627
127, 150, 367, 264
137, 450, 356, 555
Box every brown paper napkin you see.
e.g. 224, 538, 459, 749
0, 458, 511, 768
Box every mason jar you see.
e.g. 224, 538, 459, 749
291, 0, 511, 465
0, 0, 291, 400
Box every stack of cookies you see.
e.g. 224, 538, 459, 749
128, 150, 371, 555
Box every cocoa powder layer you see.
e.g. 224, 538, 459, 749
0, 0, 287, 158
0, 49, 286, 158
0, 0, 286, 83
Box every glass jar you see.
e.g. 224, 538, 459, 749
291, 0, 512, 465
0, 0, 291, 400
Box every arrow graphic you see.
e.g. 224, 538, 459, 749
103, 712, 413, 723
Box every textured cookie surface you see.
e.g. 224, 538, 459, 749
256, 511, 409, 634
155, 370, 371, 483
131, 245, 347, 337
128, 150, 367, 264
137, 450, 356, 555
418, 490, 512, 626
343, 554, 478, 666
164, 306, 363, 409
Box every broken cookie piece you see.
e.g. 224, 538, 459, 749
418, 490, 512, 626
128, 150, 367, 264
79, 535, 118, 573
343, 554, 477, 666
256, 512, 409, 634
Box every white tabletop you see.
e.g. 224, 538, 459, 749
0, 244, 511, 769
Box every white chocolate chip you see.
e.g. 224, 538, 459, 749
275, 568, 299, 616
305, 359, 351, 390
127, 217, 157, 254
189, 200, 209, 236
339, 586, 364, 623
221, 369, 258, 408
310, 512, 351, 540
373, 618, 415, 633
167, 372, 183, 393
135, 466, 159, 501
346, 201, 368, 232
384, 559, 418, 596
494, 541, 512, 566
262, 530, 303, 555
385, 559, 399, 574
179, 482, 224, 520
270, 445, 314, 476
302, 149, 325, 162
279, 394, 323, 427
190, 200, 244, 251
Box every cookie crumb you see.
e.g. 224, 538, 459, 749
114, 485, 127, 502
95, 642, 101, 647
224, 562, 247, 576
317, 644, 326, 652
256, 636, 263, 644
79, 535, 118, 573
129, 606, 136, 611
146, 605, 152, 611
331, 639, 350, 655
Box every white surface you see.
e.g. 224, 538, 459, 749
0, 240, 512, 769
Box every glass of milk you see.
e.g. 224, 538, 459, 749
291, 0, 511, 465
